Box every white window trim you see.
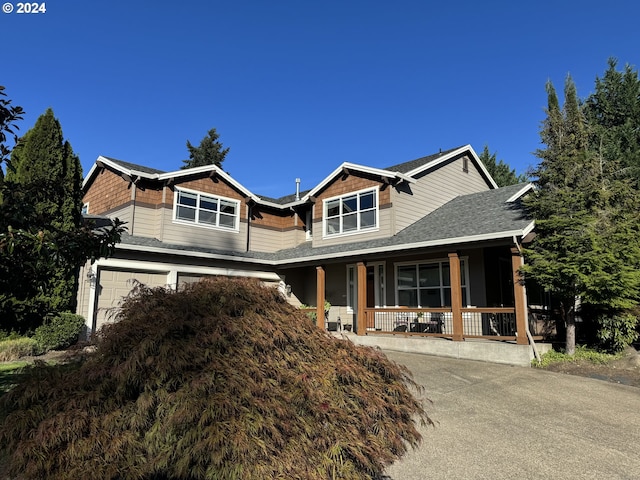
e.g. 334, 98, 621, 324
322, 187, 379, 239
345, 262, 386, 314
346, 264, 357, 314
82, 202, 89, 214
394, 257, 470, 307
172, 186, 240, 232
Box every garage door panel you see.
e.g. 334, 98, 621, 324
95, 270, 168, 331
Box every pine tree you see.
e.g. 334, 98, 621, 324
4, 109, 83, 320
582, 59, 640, 350
478, 145, 527, 186
523, 77, 598, 355
181, 127, 229, 169
524, 74, 640, 354
584, 58, 640, 185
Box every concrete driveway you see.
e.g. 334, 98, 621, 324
382, 351, 640, 480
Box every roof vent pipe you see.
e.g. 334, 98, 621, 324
295, 178, 301, 201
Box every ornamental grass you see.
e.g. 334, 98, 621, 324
0, 277, 431, 479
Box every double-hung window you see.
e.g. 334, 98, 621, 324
396, 259, 468, 307
324, 188, 378, 237
174, 188, 239, 230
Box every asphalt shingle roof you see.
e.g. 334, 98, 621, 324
102, 157, 167, 175
384, 146, 465, 174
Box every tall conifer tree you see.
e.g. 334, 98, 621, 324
584, 58, 640, 184
6, 108, 83, 315
181, 127, 229, 169
478, 145, 527, 186
524, 74, 640, 354
523, 77, 597, 355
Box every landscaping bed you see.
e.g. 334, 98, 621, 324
539, 346, 640, 387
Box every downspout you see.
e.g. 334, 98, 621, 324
129, 179, 137, 236
246, 202, 252, 252
513, 235, 541, 362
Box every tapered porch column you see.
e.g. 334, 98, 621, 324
511, 246, 529, 345
316, 266, 325, 330
356, 261, 367, 335
448, 252, 464, 342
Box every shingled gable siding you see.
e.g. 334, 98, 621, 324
160, 176, 248, 251
392, 155, 492, 234
83, 168, 132, 216
312, 174, 392, 248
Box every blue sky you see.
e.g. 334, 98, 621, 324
2, 0, 638, 197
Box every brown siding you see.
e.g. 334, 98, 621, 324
83, 168, 131, 214
135, 184, 163, 206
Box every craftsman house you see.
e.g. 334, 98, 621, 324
77, 145, 539, 352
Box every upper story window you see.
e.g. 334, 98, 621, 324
174, 188, 239, 231
324, 187, 378, 237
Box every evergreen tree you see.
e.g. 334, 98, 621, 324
478, 145, 527, 186
584, 58, 640, 185
1, 97, 124, 334
582, 59, 640, 350
181, 127, 229, 169
3, 109, 84, 327
522, 77, 598, 355
524, 75, 640, 354
0, 85, 24, 169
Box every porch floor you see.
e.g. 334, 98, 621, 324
331, 331, 552, 367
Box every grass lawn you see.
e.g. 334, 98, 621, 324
0, 361, 29, 396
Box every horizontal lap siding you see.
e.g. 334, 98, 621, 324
160, 209, 247, 251
75, 261, 92, 322
393, 155, 491, 233
250, 208, 306, 252
159, 177, 250, 250
130, 204, 161, 238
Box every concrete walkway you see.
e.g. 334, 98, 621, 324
382, 351, 640, 480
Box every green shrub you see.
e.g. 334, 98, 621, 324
33, 312, 85, 352
0, 278, 430, 480
533, 345, 620, 368
0, 330, 23, 342
0, 337, 39, 362
596, 313, 639, 354
299, 300, 331, 321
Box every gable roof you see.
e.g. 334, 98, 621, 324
384, 146, 465, 173
100, 157, 166, 175
116, 182, 533, 266
83, 144, 499, 209
83, 155, 262, 203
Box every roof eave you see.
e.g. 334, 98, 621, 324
405, 145, 499, 189
116, 226, 533, 267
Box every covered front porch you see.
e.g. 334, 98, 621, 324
296, 244, 542, 347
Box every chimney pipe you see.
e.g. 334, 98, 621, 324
295, 178, 301, 201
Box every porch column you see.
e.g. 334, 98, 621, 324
511, 246, 529, 345
316, 266, 325, 330
448, 252, 464, 342
356, 261, 367, 335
